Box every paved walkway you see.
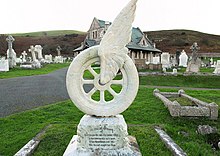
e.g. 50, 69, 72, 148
0, 68, 70, 117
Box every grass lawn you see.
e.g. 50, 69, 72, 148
140, 75, 220, 89
0, 63, 70, 79
0, 87, 220, 156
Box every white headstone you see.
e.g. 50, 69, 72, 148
54, 56, 64, 63
29, 45, 37, 62
210, 58, 213, 65
152, 56, 160, 64
44, 54, 53, 63
0, 57, 9, 72
28, 45, 41, 68
172, 68, 177, 75
35, 45, 44, 60
179, 50, 188, 67
6, 35, 17, 68
161, 52, 170, 68
21, 51, 27, 63
213, 60, 220, 74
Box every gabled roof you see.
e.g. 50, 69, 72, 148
74, 18, 162, 53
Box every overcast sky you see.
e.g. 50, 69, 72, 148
0, 0, 220, 35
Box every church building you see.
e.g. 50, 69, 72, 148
74, 17, 162, 67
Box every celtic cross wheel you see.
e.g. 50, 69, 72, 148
66, 46, 139, 116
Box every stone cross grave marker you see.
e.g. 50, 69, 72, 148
6, 35, 16, 68
56, 45, 62, 56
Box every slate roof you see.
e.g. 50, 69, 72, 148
74, 18, 161, 53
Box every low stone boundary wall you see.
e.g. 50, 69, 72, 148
153, 89, 218, 120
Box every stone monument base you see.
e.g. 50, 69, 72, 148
63, 115, 142, 156
186, 58, 201, 73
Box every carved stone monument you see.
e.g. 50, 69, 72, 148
0, 57, 9, 72
179, 50, 188, 67
56, 45, 62, 56
186, 42, 201, 73
21, 51, 27, 63
28, 45, 41, 68
64, 0, 141, 155
6, 35, 17, 68
161, 52, 171, 68
213, 60, 220, 74
35, 45, 44, 62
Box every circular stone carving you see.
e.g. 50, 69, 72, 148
66, 46, 139, 116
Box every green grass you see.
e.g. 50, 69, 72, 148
139, 67, 215, 73
140, 75, 220, 89
0, 87, 220, 156
0, 63, 70, 79
169, 97, 197, 106
11, 30, 86, 37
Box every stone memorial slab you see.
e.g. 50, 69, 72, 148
213, 60, 220, 74
54, 56, 64, 63
21, 51, 27, 63
6, 35, 17, 68
64, 0, 141, 155
0, 57, 9, 72
186, 42, 201, 73
161, 52, 170, 68
44, 54, 53, 63
179, 50, 188, 67
152, 56, 160, 64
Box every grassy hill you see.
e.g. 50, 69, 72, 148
11, 30, 85, 37
145, 29, 220, 53
0, 30, 86, 57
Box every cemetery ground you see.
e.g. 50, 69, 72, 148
0, 66, 220, 155
0, 87, 220, 156
0, 63, 70, 79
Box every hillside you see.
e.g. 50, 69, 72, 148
145, 29, 220, 54
0, 30, 86, 57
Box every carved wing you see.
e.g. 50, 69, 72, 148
98, 0, 138, 84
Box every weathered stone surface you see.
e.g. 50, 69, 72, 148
168, 101, 181, 117
197, 125, 217, 135
155, 127, 187, 156
180, 106, 210, 117
63, 115, 142, 156
77, 115, 128, 150
153, 89, 218, 119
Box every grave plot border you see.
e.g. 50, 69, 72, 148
153, 89, 218, 120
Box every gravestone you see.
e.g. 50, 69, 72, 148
152, 56, 160, 64
54, 56, 64, 63
28, 45, 41, 68
6, 35, 16, 68
213, 60, 220, 74
21, 51, 27, 63
186, 42, 201, 73
64, 0, 141, 155
172, 68, 177, 75
210, 58, 213, 65
170, 56, 177, 67
179, 50, 188, 67
35, 45, 44, 62
56, 45, 62, 56
44, 54, 53, 63
161, 52, 170, 68
0, 57, 9, 72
